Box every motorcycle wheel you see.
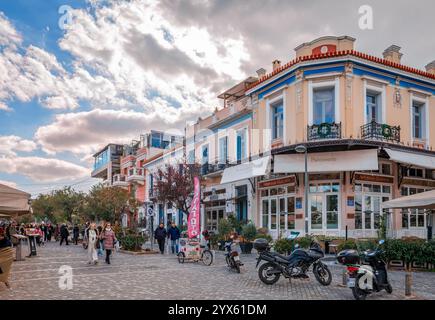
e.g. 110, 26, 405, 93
235, 262, 241, 273
177, 252, 185, 264
313, 263, 332, 286
225, 255, 231, 267
258, 262, 280, 285
352, 274, 368, 300
385, 283, 393, 294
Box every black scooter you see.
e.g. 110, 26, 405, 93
337, 240, 393, 300
254, 239, 332, 286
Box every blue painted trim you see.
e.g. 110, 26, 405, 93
251, 59, 435, 97
211, 113, 252, 133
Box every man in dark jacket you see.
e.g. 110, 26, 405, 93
167, 223, 181, 254
154, 223, 167, 254
72, 224, 80, 245
59, 224, 69, 246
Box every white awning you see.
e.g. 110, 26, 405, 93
274, 149, 378, 173
220, 156, 270, 184
382, 190, 435, 210
384, 148, 435, 169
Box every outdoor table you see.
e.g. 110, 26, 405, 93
26, 233, 39, 257
11, 234, 27, 261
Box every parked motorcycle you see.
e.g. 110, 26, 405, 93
225, 239, 243, 273
337, 239, 393, 300
254, 238, 332, 285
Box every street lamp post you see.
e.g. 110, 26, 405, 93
295, 145, 309, 236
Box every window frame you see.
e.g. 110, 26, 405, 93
308, 78, 340, 126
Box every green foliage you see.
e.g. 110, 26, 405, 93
118, 227, 148, 251
227, 215, 243, 233
377, 215, 387, 240
337, 239, 358, 252
241, 223, 257, 242
273, 238, 292, 254
295, 236, 313, 249
254, 233, 273, 243
217, 218, 232, 240
31, 186, 85, 223
384, 238, 430, 270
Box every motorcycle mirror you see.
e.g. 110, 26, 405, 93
379, 239, 385, 245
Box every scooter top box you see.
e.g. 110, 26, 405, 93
336, 249, 360, 265
253, 238, 269, 252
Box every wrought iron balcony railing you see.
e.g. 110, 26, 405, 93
307, 122, 341, 141
361, 121, 400, 143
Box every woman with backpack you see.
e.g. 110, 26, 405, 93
100, 222, 117, 264
86, 223, 100, 265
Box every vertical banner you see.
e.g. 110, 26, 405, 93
187, 176, 200, 238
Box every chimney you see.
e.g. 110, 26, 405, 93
383, 45, 403, 64
256, 68, 266, 77
272, 59, 281, 71
425, 60, 435, 75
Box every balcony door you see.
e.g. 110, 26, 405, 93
313, 87, 335, 125
236, 129, 247, 162
366, 92, 382, 123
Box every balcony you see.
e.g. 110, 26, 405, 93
201, 162, 230, 176
126, 168, 145, 184
361, 121, 400, 143
112, 174, 128, 188
307, 122, 341, 141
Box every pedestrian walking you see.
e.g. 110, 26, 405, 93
154, 223, 167, 254
46, 224, 53, 242
86, 223, 99, 265
100, 223, 116, 264
97, 225, 104, 256
167, 222, 181, 254
73, 224, 80, 245
59, 224, 69, 246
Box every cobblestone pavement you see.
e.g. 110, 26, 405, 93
1, 242, 434, 300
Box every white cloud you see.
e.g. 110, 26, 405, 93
0, 179, 18, 188
35, 108, 189, 155
0, 156, 89, 182
0, 135, 37, 156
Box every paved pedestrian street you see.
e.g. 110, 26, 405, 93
0, 242, 434, 300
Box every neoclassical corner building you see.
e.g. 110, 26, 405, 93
93, 35, 435, 240
194, 35, 435, 240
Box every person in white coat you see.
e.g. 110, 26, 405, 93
86, 223, 99, 265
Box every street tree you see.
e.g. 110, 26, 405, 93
155, 163, 200, 218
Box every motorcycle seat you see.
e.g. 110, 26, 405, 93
274, 253, 291, 261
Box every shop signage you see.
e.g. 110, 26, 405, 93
187, 176, 201, 239
296, 214, 304, 219
347, 196, 354, 207
295, 197, 303, 209
402, 178, 435, 188
354, 173, 393, 184
259, 176, 295, 188
309, 173, 340, 181
347, 213, 355, 219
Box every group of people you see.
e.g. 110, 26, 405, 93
154, 221, 181, 255
83, 221, 117, 265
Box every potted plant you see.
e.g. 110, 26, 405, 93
217, 218, 232, 251
240, 222, 257, 254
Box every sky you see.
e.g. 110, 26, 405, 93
0, 0, 434, 197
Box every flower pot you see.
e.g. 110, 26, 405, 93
240, 242, 253, 254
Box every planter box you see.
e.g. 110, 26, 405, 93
240, 242, 253, 254
119, 249, 159, 255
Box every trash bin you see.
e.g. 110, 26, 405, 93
324, 240, 330, 254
